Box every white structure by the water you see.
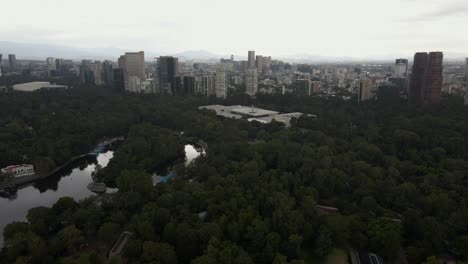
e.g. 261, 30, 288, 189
1, 164, 35, 178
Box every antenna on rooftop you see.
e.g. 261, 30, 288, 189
251, 105, 256, 113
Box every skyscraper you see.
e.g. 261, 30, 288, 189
119, 51, 145, 80
465, 58, 468, 105
256, 55, 263, 73
8, 54, 16, 71
424, 52, 443, 103
157, 56, 179, 94
294, 79, 312, 96
55, 59, 64, 71
0, 54, 3, 66
248, 51, 255, 68
46, 57, 56, 72
465, 58, 468, 85
195, 75, 215, 96
358, 79, 373, 102
215, 67, 227, 99
103, 61, 114, 87
394, 58, 408, 77
409, 52, 443, 104
117, 51, 145, 92
409, 52, 428, 104
245, 68, 258, 96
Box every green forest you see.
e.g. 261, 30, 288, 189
1, 88, 467, 264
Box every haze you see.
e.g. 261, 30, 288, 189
2, 0, 468, 58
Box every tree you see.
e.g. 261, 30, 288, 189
116, 170, 152, 196
141, 241, 177, 264
98, 222, 121, 245
192, 238, 254, 264
367, 219, 401, 259
51, 226, 84, 256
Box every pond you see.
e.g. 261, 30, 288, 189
0, 144, 204, 247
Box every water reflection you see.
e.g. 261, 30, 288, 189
0, 151, 114, 247
152, 144, 204, 185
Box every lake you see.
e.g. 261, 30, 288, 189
0, 144, 203, 247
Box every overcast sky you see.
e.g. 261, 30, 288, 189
2, 0, 468, 58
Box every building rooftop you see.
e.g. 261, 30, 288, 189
199, 105, 316, 127
12, 82, 68, 92
229, 106, 279, 118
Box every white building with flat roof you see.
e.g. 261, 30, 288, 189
199, 105, 316, 127
13, 82, 68, 92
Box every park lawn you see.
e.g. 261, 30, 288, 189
303, 248, 349, 264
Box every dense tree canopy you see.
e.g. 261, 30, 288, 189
1, 88, 468, 263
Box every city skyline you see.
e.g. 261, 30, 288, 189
1, 0, 468, 60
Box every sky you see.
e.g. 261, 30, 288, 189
2, 0, 468, 58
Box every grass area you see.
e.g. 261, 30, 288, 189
303, 248, 349, 264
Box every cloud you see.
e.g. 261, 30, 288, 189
400, 1, 468, 22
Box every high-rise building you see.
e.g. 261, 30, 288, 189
8, 54, 16, 71
215, 68, 227, 99
113, 68, 125, 92
465, 58, 468, 85
55, 59, 64, 71
294, 79, 312, 96
358, 79, 373, 102
256, 55, 263, 73
125, 75, 141, 92
119, 51, 145, 80
394, 58, 408, 77
409, 52, 443, 104
117, 51, 145, 92
46, 57, 56, 71
265, 56, 272, 72
103, 61, 114, 87
80, 60, 105, 86
312, 81, 321, 94
248, 51, 255, 68
246, 68, 258, 96
409, 52, 428, 104
184, 76, 196, 95
0, 54, 3, 66
424, 52, 443, 104
195, 75, 215, 96
89, 62, 104, 86
157, 56, 179, 94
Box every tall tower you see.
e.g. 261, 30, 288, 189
424, 52, 443, 104
464, 58, 468, 87
358, 79, 373, 102
46, 57, 56, 71
215, 67, 227, 99
157, 56, 179, 94
409, 52, 428, 104
245, 68, 258, 96
122, 51, 145, 80
8, 54, 16, 71
248, 51, 255, 68
409, 52, 443, 104
465, 57, 468, 104
394, 58, 408, 77
256, 55, 263, 73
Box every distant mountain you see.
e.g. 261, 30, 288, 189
173, 50, 226, 61
2, 41, 466, 63
0, 41, 162, 61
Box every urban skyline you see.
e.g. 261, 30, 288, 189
2, 0, 468, 59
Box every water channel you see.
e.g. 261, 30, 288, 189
0, 144, 203, 247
